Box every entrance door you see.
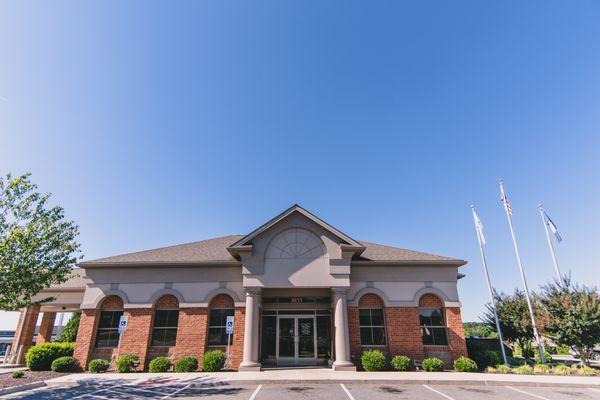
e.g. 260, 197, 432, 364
276, 316, 316, 365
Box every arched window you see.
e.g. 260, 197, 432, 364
207, 294, 235, 347
418, 294, 448, 346
265, 228, 327, 259
151, 295, 180, 347
95, 296, 124, 348
358, 294, 387, 347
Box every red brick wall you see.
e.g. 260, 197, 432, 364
417, 293, 468, 367
445, 307, 468, 360
155, 295, 179, 309
348, 306, 360, 360
205, 294, 244, 369
385, 307, 425, 361
73, 296, 123, 370
348, 292, 467, 367
73, 309, 99, 369
171, 307, 208, 367
209, 294, 234, 308
119, 308, 153, 368
10, 305, 40, 364
36, 312, 56, 345
349, 294, 390, 363
419, 294, 443, 308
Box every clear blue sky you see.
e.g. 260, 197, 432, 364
1, 1, 599, 329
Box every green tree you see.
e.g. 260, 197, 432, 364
483, 289, 537, 359
463, 322, 497, 338
0, 173, 80, 310
57, 312, 81, 342
538, 278, 600, 367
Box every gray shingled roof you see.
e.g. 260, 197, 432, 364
79, 235, 463, 266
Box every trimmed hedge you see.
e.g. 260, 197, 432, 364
361, 350, 387, 371
89, 359, 110, 373
390, 355, 412, 371
422, 358, 444, 372
116, 354, 139, 373
202, 350, 225, 372
453, 356, 477, 372
51, 356, 78, 372
25, 342, 75, 371
149, 356, 172, 373
175, 356, 198, 372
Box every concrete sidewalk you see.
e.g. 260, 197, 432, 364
45, 369, 600, 388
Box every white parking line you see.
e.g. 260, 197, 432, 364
248, 384, 263, 400
505, 386, 551, 400
423, 384, 456, 400
160, 381, 199, 399
340, 383, 356, 400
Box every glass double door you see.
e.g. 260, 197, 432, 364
277, 316, 316, 365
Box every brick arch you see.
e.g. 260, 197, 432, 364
418, 293, 443, 308
154, 294, 179, 309
100, 295, 124, 310
358, 293, 385, 308
209, 294, 234, 308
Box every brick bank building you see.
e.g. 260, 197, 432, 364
10, 205, 468, 371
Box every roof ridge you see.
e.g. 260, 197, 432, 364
81, 235, 243, 264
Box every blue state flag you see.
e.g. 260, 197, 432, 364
544, 211, 563, 243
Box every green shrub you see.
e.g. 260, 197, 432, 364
495, 364, 512, 374
453, 356, 477, 372
51, 356, 77, 372
201, 350, 225, 372
116, 354, 139, 373
390, 355, 412, 371
576, 366, 596, 376
513, 364, 534, 375
360, 350, 386, 371
25, 342, 75, 371
57, 313, 80, 343
11, 370, 25, 378
175, 356, 198, 372
472, 350, 501, 370
533, 363, 551, 374
88, 359, 110, 373
534, 351, 551, 364
149, 356, 172, 372
553, 364, 572, 375
555, 345, 570, 355
486, 366, 497, 373
422, 358, 444, 372
508, 356, 529, 366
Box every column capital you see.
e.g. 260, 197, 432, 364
244, 287, 262, 297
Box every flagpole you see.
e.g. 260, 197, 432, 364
538, 204, 563, 287
499, 179, 545, 363
470, 205, 508, 365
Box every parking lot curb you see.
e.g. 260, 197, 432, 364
0, 381, 47, 396
217, 379, 600, 388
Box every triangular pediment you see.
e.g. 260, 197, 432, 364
228, 204, 364, 250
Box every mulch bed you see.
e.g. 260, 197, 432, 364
0, 370, 68, 390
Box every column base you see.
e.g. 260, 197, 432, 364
238, 362, 262, 372
332, 361, 356, 371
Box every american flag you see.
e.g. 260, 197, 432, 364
501, 194, 513, 215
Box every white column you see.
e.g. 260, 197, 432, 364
239, 288, 261, 371
332, 288, 356, 371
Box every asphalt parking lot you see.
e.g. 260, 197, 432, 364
3, 378, 600, 400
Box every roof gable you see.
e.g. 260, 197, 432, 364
228, 204, 363, 249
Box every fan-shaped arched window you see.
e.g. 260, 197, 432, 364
265, 228, 327, 259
